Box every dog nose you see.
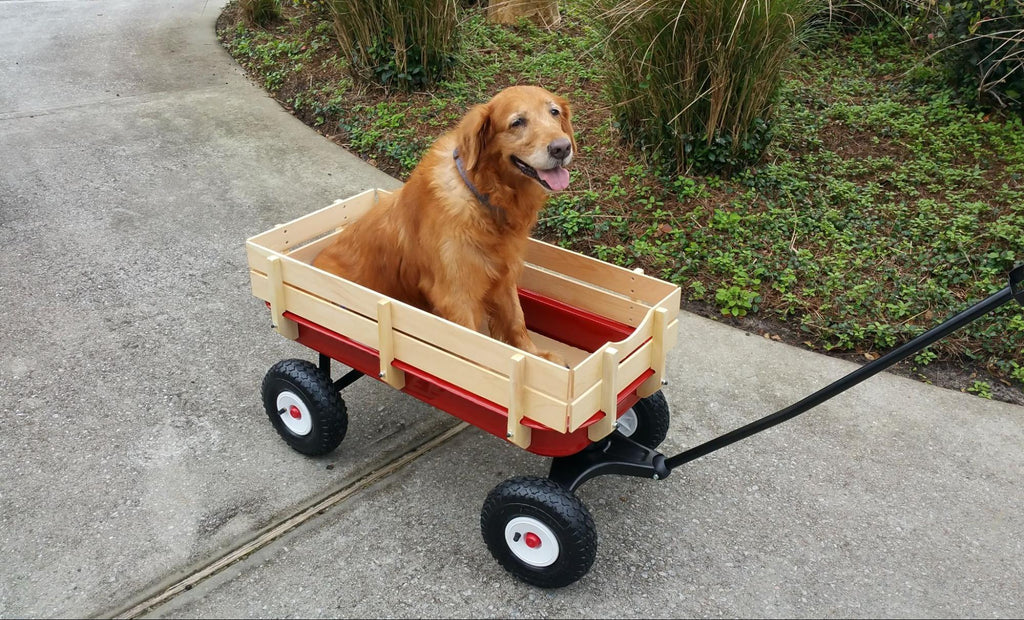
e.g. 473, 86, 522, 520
548, 138, 571, 161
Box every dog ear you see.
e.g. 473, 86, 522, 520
457, 103, 491, 171
557, 96, 578, 156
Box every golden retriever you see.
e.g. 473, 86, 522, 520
313, 85, 576, 365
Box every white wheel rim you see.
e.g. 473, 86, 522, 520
276, 391, 313, 436
505, 516, 559, 568
617, 407, 638, 437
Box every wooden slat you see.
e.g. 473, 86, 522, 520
521, 265, 649, 327
569, 305, 654, 398
249, 244, 382, 318
248, 249, 573, 400
251, 269, 379, 351
250, 271, 571, 431
246, 189, 379, 253
286, 228, 343, 264
656, 286, 683, 321
526, 238, 678, 304
391, 322, 569, 430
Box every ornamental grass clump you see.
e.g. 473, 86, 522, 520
329, 0, 459, 91
603, 0, 816, 174
239, 0, 282, 26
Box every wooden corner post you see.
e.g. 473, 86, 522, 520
376, 300, 405, 389
588, 346, 619, 442
266, 255, 299, 340
638, 307, 669, 398
506, 354, 531, 449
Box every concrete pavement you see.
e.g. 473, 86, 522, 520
144, 325, 1024, 618
1, 1, 1022, 618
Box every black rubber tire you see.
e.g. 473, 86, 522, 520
480, 476, 597, 588
620, 390, 671, 449
261, 359, 348, 456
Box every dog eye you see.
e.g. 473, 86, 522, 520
510, 117, 526, 128
550, 108, 561, 117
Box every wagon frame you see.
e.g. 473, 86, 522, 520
247, 188, 682, 455
247, 188, 1024, 588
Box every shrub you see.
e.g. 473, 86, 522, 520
811, 0, 932, 30
239, 0, 282, 26
329, 0, 459, 91
602, 0, 816, 175
935, 0, 1024, 112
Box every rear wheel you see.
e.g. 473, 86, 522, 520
261, 359, 348, 456
480, 476, 597, 588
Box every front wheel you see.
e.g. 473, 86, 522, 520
616, 390, 671, 449
480, 476, 597, 588
261, 359, 348, 456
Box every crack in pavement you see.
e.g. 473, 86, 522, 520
109, 422, 470, 619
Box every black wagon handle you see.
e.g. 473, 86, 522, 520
663, 263, 1024, 472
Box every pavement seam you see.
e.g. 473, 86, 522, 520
110, 421, 470, 620
0, 83, 241, 122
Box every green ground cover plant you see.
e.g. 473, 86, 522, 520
218, 1, 1024, 402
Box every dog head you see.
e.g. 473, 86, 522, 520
456, 85, 576, 192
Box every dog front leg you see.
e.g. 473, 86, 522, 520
487, 284, 567, 367
426, 287, 487, 334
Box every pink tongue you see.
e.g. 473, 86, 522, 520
537, 166, 570, 191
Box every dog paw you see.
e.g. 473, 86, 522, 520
538, 350, 569, 368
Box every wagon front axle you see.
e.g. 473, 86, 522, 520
548, 431, 671, 492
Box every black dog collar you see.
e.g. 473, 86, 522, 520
453, 148, 506, 225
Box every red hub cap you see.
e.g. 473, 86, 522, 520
289, 405, 302, 420
524, 532, 542, 549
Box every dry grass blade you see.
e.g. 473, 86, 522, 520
602, 0, 815, 173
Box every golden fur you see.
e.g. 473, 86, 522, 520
313, 86, 577, 364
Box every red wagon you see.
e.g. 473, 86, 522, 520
247, 189, 681, 587
249, 189, 1024, 588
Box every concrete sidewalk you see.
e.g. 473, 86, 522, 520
1, 2, 1022, 618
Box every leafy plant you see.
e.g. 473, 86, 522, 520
934, 0, 1024, 112
338, 102, 428, 173
967, 379, 994, 398
715, 285, 761, 317
538, 191, 598, 243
